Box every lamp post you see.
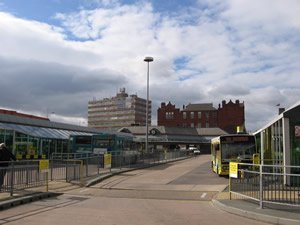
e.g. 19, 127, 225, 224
144, 56, 154, 156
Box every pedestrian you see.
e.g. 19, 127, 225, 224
0, 143, 16, 190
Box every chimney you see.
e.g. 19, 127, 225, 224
222, 100, 226, 107
279, 108, 285, 115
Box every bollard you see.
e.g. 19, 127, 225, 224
259, 164, 263, 209
10, 162, 15, 196
46, 171, 49, 192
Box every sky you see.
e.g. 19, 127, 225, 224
0, 0, 299, 132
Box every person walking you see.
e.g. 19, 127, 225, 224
0, 143, 16, 190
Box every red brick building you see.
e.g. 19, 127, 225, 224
217, 100, 245, 134
157, 100, 244, 134
0, 109, 49, 121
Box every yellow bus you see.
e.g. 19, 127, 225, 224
211, 134, 256, 176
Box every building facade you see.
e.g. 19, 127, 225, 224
88, 88, 151, 130
157, 102, 218, 128
253, 101, 300, 184
217, 100, 245, 134
118, 126, 228, 154
157, 100, 244, 134
0, 109, 103, 159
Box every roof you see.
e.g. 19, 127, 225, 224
0, 112, 127, 140
0, 113, 103, 133
119, 126, 227, 137
164, 127, 198, 135
253, 100, 300, 134
196, 128, 228, 136
119, 126, 229, 144
183, 103, 217, 111
119, 126, 201, 136
0, 122, 94, 139
118, 126, 165, 134
132, 134, 205, 144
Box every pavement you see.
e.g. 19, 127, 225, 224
213, 192, 300, 225
1, 168, 300, 225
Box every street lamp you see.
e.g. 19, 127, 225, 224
144, 56, 154, 155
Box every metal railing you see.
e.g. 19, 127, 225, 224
0, 161, 45, 195
0, 151, 189, 195
230, 163, 300, 208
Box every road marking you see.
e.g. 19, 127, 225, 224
201, 193, 207, 198
79, 188, 89, 193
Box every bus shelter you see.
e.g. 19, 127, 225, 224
253, 101, 300, 185
254, 101, 300, 167
0, 122, 95, 159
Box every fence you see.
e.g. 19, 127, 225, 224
0, 161, 46, 196
0, 151, 189, 196
230, 163, 300, 208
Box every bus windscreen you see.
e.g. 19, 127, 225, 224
221, 136, 256, 162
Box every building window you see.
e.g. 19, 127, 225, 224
183, 112, 187, 119
165, 112, 174, 120
190, 112, 194, 119
212, 112, 217, 119
198, 123, 202, 128
198, 112, 201, 119
191, 123, 194, 128
206, 122, 209, 128
205, 112, 209, 119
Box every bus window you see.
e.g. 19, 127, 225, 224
221, 141, 256, 162
211, 134, 256, 176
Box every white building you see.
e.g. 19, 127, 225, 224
88, 88, 151, 130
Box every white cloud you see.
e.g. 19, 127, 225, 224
0, 1, 299, 131
224, 0, 300, 29
0, 12, 104, 69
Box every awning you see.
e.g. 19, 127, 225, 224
0, 122, 94, 140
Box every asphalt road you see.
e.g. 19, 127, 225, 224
0, 155, 272, 225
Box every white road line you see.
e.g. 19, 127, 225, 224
79, 188, 89, 193
201, 193, 207, 198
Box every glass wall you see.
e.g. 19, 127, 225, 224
0, 129, 14, 151
290, 122, 300, 166
0, 128, 73, 159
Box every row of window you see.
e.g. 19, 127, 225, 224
183, 123, 213, 128
165, 111, 217, 120
88, 115, 137, 122
89, 110, 137, 117
88, 99, 147, 108
89, 121, 139, 127
89, 107, 150, 115
88, 105, 150, 113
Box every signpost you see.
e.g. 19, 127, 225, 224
104, 153, 112, 169
39, 160, 49, 191
253, 153, 260, 165
229, 162, 238, 200
229, 162, 238, 178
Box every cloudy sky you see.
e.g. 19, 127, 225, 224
0, 0, 299, 132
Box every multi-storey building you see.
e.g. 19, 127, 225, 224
217, 100, 245, 134
88, 88, 151, 130
157, 102, 218, 128
157, 100, 244, 134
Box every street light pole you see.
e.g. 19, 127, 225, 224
144, 56, 154, 156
